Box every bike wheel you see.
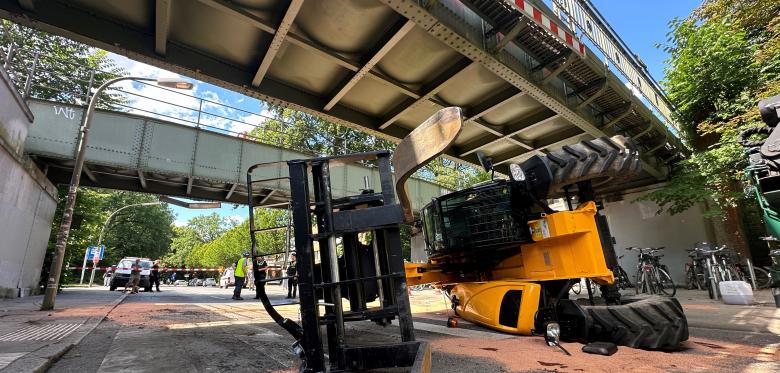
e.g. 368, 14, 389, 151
656, 268, 676, 297
617, 266, 632, 289
753, 267, 772, 289
635, 269, 643, 295
685, 267, 696, 290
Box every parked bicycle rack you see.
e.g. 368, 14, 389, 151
246, 151, 422, 373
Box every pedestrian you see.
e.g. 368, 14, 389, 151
233, 252, 250, 300
286, 255, 297, 299
150, 261, 161, 292
253, 256, 268, 300
124, 258, 141, 294
103, 269, 112, 287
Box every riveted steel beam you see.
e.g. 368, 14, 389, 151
378, 0, 666, 179
542, 52, 575, 85
491, 18, 529, 53
459, 111, 558, 157
82, 165, 98, 184
378, 58, 474, 130
196, 0, 418, 100
186, 176, 193, 195
324, 19, 415, 111
464, 88, 524, 123
251, 0, 304, 87
573, 78, 608, 109
226, 183, 238, 200
259, 189, 277, 204
138, 170, 148, 189
493, 129, 589, 166
601, 103, 634, 129
154, 0, 171, 55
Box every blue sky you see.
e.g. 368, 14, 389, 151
107, 1, 702, 226
590, 0, 701, 82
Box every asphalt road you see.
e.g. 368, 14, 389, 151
46, 285, 779, 373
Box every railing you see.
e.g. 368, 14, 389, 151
548, 0, 678, 134
1, 44, 469, 190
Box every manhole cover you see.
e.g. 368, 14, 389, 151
0, 323, 82, 342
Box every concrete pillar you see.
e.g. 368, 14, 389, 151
0, 64, 58, 298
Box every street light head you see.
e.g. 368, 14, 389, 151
156, 77, 194, 90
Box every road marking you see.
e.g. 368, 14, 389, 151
0, 323, 82, 342
0, 353, 25, 369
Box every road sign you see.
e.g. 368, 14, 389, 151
86, 245, 105, 260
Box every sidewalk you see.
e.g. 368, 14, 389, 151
0, 287, 125, 372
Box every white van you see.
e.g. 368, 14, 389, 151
109, 257, 153, 291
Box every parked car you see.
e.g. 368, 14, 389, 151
109, 257, 153, 292
203, 278, 217, 287
220, 268, 235, 288
173, 280, 188, 286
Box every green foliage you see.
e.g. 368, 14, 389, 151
661, 18, 759, 141
640, 2, 780, 217
0, 20, 126, 106
48, 188, 175, 274
184, 209, 288, 267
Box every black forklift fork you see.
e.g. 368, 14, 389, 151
247, 151, 422, 373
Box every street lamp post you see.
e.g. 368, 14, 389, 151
41, 76, 193, 310
84, 202, 164, 287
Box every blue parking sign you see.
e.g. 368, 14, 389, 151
86, 245, 105, 260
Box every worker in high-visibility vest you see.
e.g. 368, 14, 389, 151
232, 252, 250, 300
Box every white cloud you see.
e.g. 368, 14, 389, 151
106, 53, 271, 138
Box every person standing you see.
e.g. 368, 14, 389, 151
124, 258, 141, 294
286, 255, 297, 299
103, 269, 112, 287
233, 252, 250, 300
150, 262, 161, 292
253, 256, 268, 300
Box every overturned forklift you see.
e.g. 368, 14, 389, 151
406, 126, 689, 350
248, 107, 688, 372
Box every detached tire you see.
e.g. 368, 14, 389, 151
542, 135, 641, 197
583, 295, 688, 350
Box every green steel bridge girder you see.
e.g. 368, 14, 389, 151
24, 99, 446, 209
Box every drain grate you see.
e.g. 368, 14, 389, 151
0, 323, 82, 342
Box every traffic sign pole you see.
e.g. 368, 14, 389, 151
79, 247, 89, 284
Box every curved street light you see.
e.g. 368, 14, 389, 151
80, 201, 163, 285
42, 76, 193, 310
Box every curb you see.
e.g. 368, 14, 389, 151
1, 292, 128, 373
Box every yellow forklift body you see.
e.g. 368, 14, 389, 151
406, 201, 614, 287
450, 281, 541, 335
492, 201, 615, 285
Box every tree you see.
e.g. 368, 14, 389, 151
44, 188, 175, 283
187, 213, 230, 243
188, 208, 288, 267
640, 0, 780, 256
0, 20, 126, 106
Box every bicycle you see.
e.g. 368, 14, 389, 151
684, 247, 707, 290
689, 242, 730, 299
613, 254, 633, 290
627, 247, 676, 297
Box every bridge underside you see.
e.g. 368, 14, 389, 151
1, 0, 684, 195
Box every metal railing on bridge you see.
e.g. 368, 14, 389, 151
1, 44, 476, 191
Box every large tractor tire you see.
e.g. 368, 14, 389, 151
542, 135, 641, 197
582, 295, 688, 350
